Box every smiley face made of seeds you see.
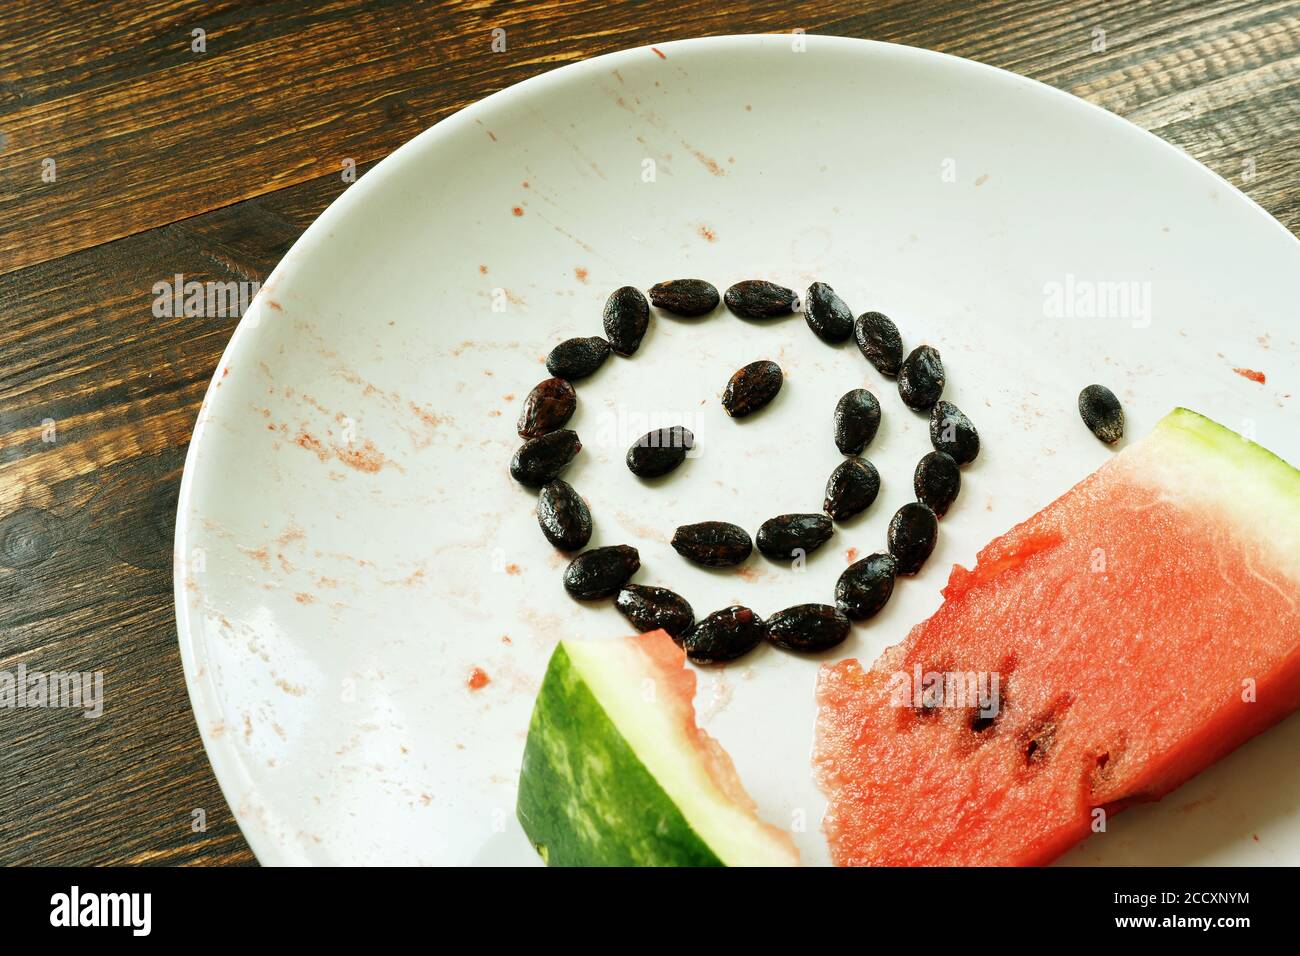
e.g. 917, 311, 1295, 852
509, 280, 980, 665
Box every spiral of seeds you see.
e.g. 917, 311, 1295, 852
509, 278, 980, 666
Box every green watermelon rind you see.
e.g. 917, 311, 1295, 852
516, 636, 799, 867
1158, 407, 1300, 498
516, 643, 724, 866
1153, 409, 1300, 579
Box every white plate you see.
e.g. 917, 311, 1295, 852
174, 35, 1300, 866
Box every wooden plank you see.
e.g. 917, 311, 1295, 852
0, 170, 357, 864
0, 593, 255, 865
4, 0, 1294, 276
0, 0, 816, 273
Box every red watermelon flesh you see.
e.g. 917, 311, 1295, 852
814, 408, 1300, 866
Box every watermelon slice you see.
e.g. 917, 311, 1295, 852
517, 630, 799, 866
815, 408, 1300, 866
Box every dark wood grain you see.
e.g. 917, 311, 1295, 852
3, 0, 1297, 276
0, 0, 1296, 865
0, 171, 360, 865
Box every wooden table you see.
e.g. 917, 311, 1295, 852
0, 0, 1295, 866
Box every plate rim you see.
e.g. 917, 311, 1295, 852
172, 32, 1300, 866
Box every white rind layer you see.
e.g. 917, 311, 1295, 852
1119, 408, 1300, 591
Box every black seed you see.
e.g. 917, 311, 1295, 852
1017, 699, 1072, 765
516, 377, 577, 439
626, 426, 694, 478
913, 451, 961, 518
723, 280, 798, 319
614, 584, 695, 639
681, 606, 766, 664
929, 400, 980, 464
915, 697, 943, 719
648, 279, 720, 317
833, 388, 881, 455
888, 502, 938, 575
563, 545, 640, 600
755, 513, 834, 561
854, 311, 903, 376
671, 521, 753, 567
835, 553, 898, 620
823, 457, 880, 522
803, 282, 854, 343
969, 712, 997, 734
546, 336, 611, 380
722, 360, 783, 417
765, 604, 851, 653
537, 479, 592, 551
1024, 718, 1059, 765
602, 286, 650, 355
1078, 384, 1124, 444
510, 429, 581, 487
898, 345, 945, 411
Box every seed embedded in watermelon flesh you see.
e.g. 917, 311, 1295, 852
517, 630, 799, 866
814, 408, 1300, 866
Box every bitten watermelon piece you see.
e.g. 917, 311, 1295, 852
517, 630, 799, 866
815, 408, 1300, 866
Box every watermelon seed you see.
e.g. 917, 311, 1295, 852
614, 584, 695, 639
723, 279, 798, 319
835, 553, 897, 620
854, 310, 903, 376
681, 606, 767, 664
764, 603, 851, 653
833, 388, 882, 456
803, 281, 855, 344
537, 479, 592, 552
1078, 384, 1125, 444
649, 278, 720, 317
602, 286, 650, 356
510, 429, 582, 487
969, 712, 996, 733
887, 501, 939, 574
517, 377, 577, 439
897, 345, 945, 411
914, 451, 961, 517
722, 360, 783, 417
824, 457, 881, 522
671, 521, 753, 567
626, 426, 694, 478
562, 545, 640, 600
756, 513, 834, 561
929, 400, 980, 464
546, 336, 611, 380
1020, 696, 1074, 766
